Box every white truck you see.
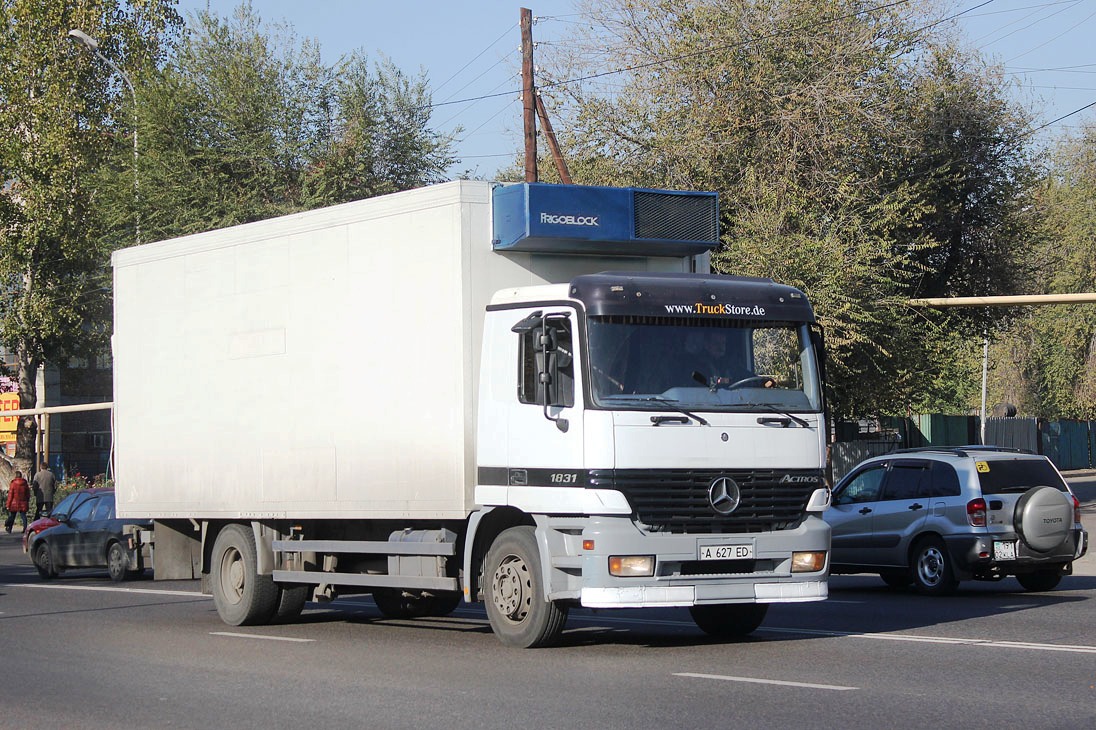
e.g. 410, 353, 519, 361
111, 180, 831, 647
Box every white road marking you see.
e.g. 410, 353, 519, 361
7, 583, 209, 598
675, 672, 858, 691
11, 585, 1095, 655
211, 631, 314, 643
759, 626, 1096, 654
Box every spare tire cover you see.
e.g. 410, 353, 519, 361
1014, 486, 1073, 553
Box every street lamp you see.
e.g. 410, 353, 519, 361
67, 29, 140, 243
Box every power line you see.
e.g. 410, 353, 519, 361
432, 22, 516, 97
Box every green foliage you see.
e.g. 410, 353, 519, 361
538, 0, 1040, 418
0, 0, 180, 462
989, 122, 1096, 418
96, 3, 457, 243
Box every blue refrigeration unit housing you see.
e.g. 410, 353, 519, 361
491, 182, 719, 257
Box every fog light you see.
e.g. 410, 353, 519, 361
791, 551, 826, 573
609, 555, 655, 577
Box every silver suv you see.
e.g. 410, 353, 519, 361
825, 447, 1088, 594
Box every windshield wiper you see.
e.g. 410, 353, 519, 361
639, 397, 710, 426
748, 401, 810, 428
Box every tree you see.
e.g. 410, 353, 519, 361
96, 4, 457, 243
0, 0, 180, 472
535, 0, 1039, 418
988, 121, 1096, 418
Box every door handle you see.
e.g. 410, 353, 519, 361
908, 503, 923, 511
858, 507, 872, 515
756, 416, 792, 427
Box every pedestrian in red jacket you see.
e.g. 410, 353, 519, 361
5, 471, 30, 533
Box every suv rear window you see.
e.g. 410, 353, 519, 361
976, 458, 1068, 495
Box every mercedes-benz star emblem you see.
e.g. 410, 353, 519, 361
708, 477, 741, 515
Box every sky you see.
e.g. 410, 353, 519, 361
176, 1, 1096, 178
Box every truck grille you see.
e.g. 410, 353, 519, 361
589, 469, 821, 534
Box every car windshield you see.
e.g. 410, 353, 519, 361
587, 316, 822, 412
976, 458, 1069, 494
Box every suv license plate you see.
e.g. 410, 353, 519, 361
994, 540, 1017, 561
699, 544, 754, 561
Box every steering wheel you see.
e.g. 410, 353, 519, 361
721, 375, 776, 390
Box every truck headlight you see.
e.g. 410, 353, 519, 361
791, 551, 827, 573
609, 555, 655, 577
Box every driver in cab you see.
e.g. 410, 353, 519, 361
692, 329, 773, 390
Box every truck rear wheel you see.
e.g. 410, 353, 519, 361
272, 584, 309, 622
211, 524, 279, 626
484, 526, 568, 648
689, 603, 768, 637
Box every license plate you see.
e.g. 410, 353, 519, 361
699, 544, 754, 560
993, 540, 1017, 561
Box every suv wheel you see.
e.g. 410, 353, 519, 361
910, 537, 958, 596
1015, 568, 1063, 592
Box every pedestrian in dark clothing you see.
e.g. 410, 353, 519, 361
32, 462, 56, 520
5, 471, 30, 533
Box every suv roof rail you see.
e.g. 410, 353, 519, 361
891, 445, 1033, 457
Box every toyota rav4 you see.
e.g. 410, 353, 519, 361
825, 447, 1088, 594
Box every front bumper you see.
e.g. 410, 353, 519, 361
572, 514, 830, 608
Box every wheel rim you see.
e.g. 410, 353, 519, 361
108, 546, 124, 575
491, 553, 531, 623
917, 546, 945, 587
219, 546, 246, 605
37, 546, 51, 573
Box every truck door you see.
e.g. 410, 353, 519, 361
506, 307, 585, 502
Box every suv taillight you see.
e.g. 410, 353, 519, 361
1073, 495, 1081, 525
967, 498, 987, 527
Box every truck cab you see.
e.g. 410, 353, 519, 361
472, 271, 830, 645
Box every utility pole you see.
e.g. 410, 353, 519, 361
536, 93, 573, 184
521, 8, 537, 183
520, 8, 574, 184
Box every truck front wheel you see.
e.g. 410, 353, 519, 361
484, 526, 568, 648
211, 524, 280, 626
689, 603, 768, 638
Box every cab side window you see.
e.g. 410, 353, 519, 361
518, 318, 574, 408
835, 466, 885, 504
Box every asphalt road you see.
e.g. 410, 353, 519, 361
1, 478, 1094, 730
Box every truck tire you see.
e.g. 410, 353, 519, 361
689, 603, 768, 637
483, 526, 568, 648
211, 524, 280, 626
1014, 486, 1073, 553
272, 584, 309, 623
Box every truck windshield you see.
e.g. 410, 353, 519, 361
587, 316, 822, 412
